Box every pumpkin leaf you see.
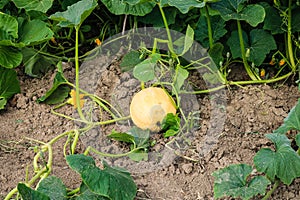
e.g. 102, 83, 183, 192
211, 0, 265, 27
37, 176, 67, 200
227, 29, 276, 66
133, 53, 160, 82
37, 63, 70, 104
254, 133, 300, 185
49, 0, 97, 28
195, 15, 227, 48
18, 19, 54, 46
66, 154, 137, 199
0, 12, 18, 42
77, 183, 109, 200
261, 2, 284, 34
274, 99, 300, 134
0, 46, 23, 69
101, 0, 155, 16
296, 133, 300, 149
161, 113, 180, 138
173, 65, 189, 93
120, 50, 143, 72
212, 164, 270, 200
0, 67, 20, 110
12, 0, 53, 12
138, 6, 177, 27
161, 0, 206, 14
108, 130, 135, 144
17, 183, 50, 200
22, 47, 56, 78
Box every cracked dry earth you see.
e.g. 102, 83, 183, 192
0, 64, 300, 200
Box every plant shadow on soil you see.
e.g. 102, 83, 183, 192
0, 63, 300, 200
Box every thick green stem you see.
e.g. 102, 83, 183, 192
237, 20, 260, 80
287, 0, 296, 71
158, 4, 175, 55
75, 26, 86, 121
262, 179, 280, 200
204, 5, 213, 48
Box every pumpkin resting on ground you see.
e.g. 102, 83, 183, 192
130, 87, 176, 131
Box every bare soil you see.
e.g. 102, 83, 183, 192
0, 64, 300, 199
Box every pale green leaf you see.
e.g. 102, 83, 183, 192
0, 97, 7, 110
275, 99, 300, 134
173, 65, 188, 93
212, 164, 270, 200
254, 133, 300, 185
12, 0, 53, 12
133, 53, 160, 82
0, 46, 22, 68
0, 12, 18, 41
101, 0, 155, 16
179, 25, 194, 56
19, 20, 53, 45
126, 126, 150, 148
49, 0, 97, 27
37, 176, 67, 200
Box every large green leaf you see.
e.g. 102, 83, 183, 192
254, 133, 300, 185
227, 29, 276, 66
66, 154, 137, 200
101, 0, 155, 16
37, 176, 67, 200
12, 0, 53, 12
17, 183, 50, 200
274, 99, 300, 134
0, 12, 18, 42
212, 164, 270, 200
0, 0, 9, 9
37, 63, 70, 104
138, 6, 177, 27
292, 7, 300, 32
0, 67, 20, 101
161, 0, 206, 14
211, 0, 265, 27
49, 0, 97, 27
195, 15, 227, 48
18, 20, 53, 46
22, 47, 56, 77
76, 183, 109, 200
261, 2, 283, 34
0, 46, 22, 68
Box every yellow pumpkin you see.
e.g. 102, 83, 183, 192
130, 87, 176, 131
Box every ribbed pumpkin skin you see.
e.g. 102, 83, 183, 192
130, 87, 176, 131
